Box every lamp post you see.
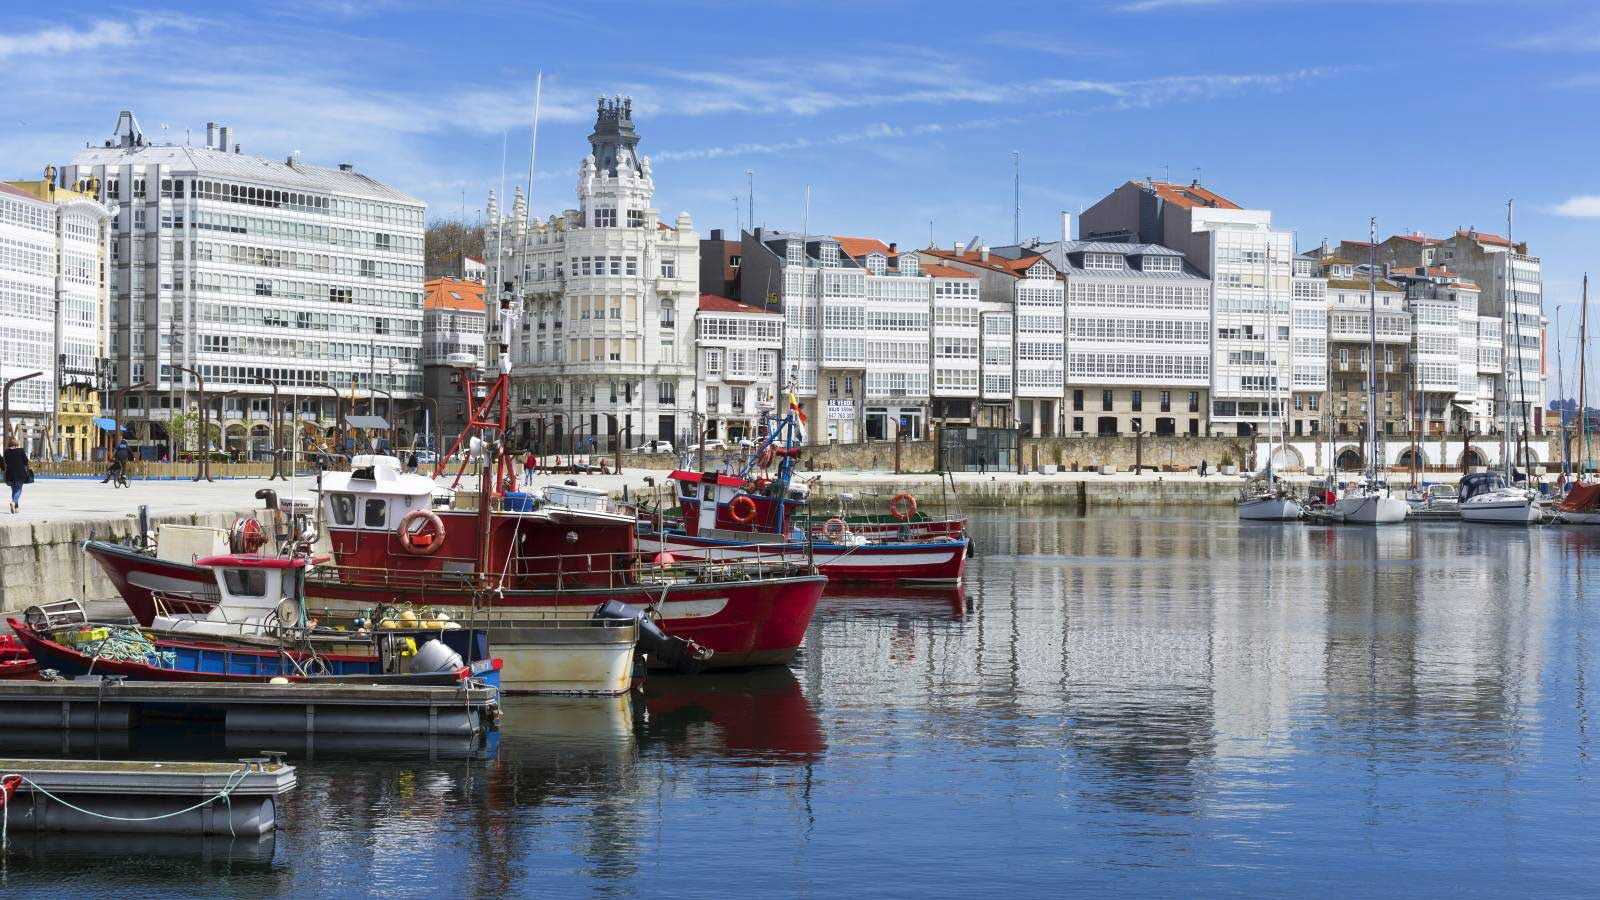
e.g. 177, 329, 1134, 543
316, 382, 346, 458
417, 395, 440, 455
214, 390, 240, 462
254, 376, 288, 481
375, 387, 395, 451
171, 364, 212, 482
111, 380, 150, 462
2, 371, 44, 450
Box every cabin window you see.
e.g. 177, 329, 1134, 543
330, 493, 357, 526
364, 498, 388, 528
223, 568, 267, 597
702, 484, 715, 501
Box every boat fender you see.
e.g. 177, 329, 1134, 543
592, 600, 714, 674
408, 638, 464, 675
890, 493, 917, 520
729, 495, 758, 524
396, 509, 446, 556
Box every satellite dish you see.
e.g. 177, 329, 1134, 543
469, 436, 483, 459
446, 352, 478, 369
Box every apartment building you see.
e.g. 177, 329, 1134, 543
1010, 239, 1211, 436
1438, 230, 1545, 433
1289, 253, 1327, 438
1080, 180, 1299, 438
61, 110, 425, 454
420, 277, 485, 451
0, 174, 112, 458
925, 263, 982, 427
696, 293, 782, 441
1386, 265, 1484, 436
486, 97, 700, 450
918, 244, 1063, 435
1319, 257, 1411, 445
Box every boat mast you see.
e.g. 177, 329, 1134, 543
1265, 231, 1275, 479
1367, 218, 1379, 487
1574, 273, 1587, 480
1502, 199, 1525, 481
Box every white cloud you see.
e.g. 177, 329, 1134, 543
0, 14, 195, 60
1552, 196, 1600, 217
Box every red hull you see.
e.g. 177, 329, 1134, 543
85, 541, 825, 668
642, 533, 968, 584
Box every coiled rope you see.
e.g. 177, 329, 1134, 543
1, 765, 252, 849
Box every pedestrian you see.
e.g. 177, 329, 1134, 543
406, 450, 419, 474
1200, 459, 1209, 478
1558, 471, 1569, 494
2, 439, 31, 513
524, 450, 537, 480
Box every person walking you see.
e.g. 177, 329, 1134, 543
406, 449, 419, 475
524, 450, 537, 480
3, 439, 31, 513
1199, 459, 1209, 478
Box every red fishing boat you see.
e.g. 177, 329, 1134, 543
635, 414, 968, 584
86, 291, 825, 669
0, 634, 39, 679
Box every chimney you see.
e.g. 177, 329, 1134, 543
218, 126, 233, 153
888, 242, 897, 255
339, 163, 354, 172
979, 245, 990, 262
954, 241, 966, 258
1061, 211, 1071, 244
710, 228, 723, 241
205, 122, 219, 149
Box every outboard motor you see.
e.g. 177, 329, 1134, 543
408, 638, 465, 675
593, 600, 714, 674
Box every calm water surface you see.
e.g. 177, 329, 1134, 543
3, 511, 1598, 897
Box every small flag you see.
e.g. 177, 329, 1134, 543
789, 390, 807, 426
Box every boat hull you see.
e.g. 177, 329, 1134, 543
1460, 499, 1543, 524
85, 541, 824, 669
1332, 495, 1410, 524
639, 532, 968, 584
1237, 497, 1303, 521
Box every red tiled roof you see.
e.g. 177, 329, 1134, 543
1457, 229, 1510, 246
1390, 234, 1440, 244
920, 262, 978, 279
921, 247, 1054, 277
699, 293, 777, 315
423, 277, 486, 312
833, 236, 893, 258
1146, 180, 1241, 210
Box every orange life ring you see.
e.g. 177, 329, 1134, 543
822, 517, 847, 540
890, 493, 917, 520
729, 495, 758, 524
396, 508, 446, 556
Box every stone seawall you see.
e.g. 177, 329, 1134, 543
0, 507, 255, 614
803, 474, 1246, 512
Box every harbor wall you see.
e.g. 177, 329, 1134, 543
801, 474, 1245, 512
0, 508, 251, 615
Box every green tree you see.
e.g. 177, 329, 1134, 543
424, 219, 486, 279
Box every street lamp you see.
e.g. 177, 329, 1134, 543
315, 382, 346, 457
171, 364, 212, 482
2, 371, 44, 451
374, 387, 395, 450
254, 376, 288, 481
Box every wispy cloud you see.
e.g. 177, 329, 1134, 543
0, 14, 195, 60
981, 32, 1120, 58
1552, 196, 1600, 217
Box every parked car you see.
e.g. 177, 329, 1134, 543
697, 439, 728, 452
631, 440, 674, 454
413, 449, 438, 465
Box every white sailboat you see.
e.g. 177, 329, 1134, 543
1332, 217, 1408, 525
1239, 234, 1303, 521
1461, 200, 1542, 525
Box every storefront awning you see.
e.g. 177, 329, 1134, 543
91, 417, 117, 432
346, 415, 389, 430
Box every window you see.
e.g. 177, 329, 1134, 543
844, 376, 854, 396
363, 499, 387, 529
1072, 416, 1083, 432
1159, 390, 1171, 412
1131, 390, 1142, 412
705, 349, 721, 374
661, 299, 675, 327
627, 209, 645, 228
330, 494, 356, 525
1102, 390, 1113, 411
706, 386, 720, 409
223, 568, 267, 597
661, 258, 676, 278
731, 387, 746, 410
593, 207, 616, 227
1072, 389, 1083, 411
730, 255, 741, 269
659, 381, 676, 404
828, 376, 838, 398
1189, 391, 1200, 412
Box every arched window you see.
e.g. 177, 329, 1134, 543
660, 299, 674, 327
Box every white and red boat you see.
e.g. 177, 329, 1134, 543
86, 289, 825, 669
636, 415, 968, 584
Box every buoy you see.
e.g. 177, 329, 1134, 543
654, 551, 676, 565
269, 676, 290, 684
399, 609, 418, 622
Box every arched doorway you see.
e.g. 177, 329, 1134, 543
1396, 446, 1426, 471
1459, 447, 1487, 469
1269, 445, 1303, 470
1335, 445, 1363, 471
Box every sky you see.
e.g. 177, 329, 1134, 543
4, 0, 1600, 375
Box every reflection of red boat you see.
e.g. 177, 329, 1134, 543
640, 667, 824, 763
0, 634, 39, 679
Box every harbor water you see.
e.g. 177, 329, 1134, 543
3, 511, 1598, 896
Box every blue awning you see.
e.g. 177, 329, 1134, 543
92, 417, 117, 431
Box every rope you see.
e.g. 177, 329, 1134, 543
1, 765, 251, 849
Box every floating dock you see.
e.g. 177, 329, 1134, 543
1, 756, 294, 836
0, 677, 499, 737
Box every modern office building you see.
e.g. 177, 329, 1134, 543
61, 110, 425, 456
0, 173, 112, 458
486, 97, 700, 451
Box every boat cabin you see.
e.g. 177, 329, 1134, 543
1460, 471, 1510, 502
152, 554, 308, 637
668, 470, 810, 537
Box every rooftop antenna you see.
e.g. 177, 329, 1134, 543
929, 219, 934, 248
1193, 166, 1202, 185
1011, 150, 1021, 245
746, 169, 754, 233
733, 196, 741, 235
1163, 163, 1170, 183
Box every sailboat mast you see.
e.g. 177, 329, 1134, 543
1265, 232, 1274, 477
1367, 217, 1379, 484
1500, 200, 1516, 479
1582, 274, 1590, 480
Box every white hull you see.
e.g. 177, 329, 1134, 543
1460, 498, 1542, 525
494, 638, 635, 695
1557, 510, 1600, 524
1237, 496, 1303, 521
1332, 494, 1410, 524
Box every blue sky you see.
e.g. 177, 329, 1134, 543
3, 1, 1599, 363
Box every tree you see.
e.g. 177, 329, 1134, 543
424, 219, 486, 279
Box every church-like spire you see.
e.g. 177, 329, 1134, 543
587, 95, 642, 178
